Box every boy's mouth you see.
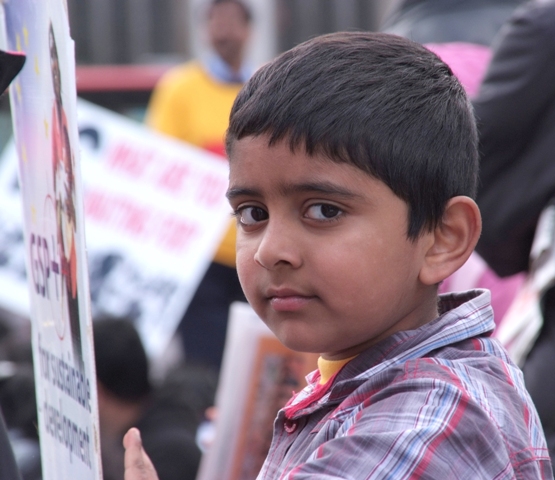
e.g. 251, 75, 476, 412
266, 288, 315, 312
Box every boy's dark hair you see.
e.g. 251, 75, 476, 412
93, 316, 152, 403
226, 32, 478, 238
209, 0, 252, 23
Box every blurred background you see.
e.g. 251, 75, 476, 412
0, 0, 399, 148
67, 0, 397, 65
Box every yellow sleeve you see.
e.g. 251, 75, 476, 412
146, 66, 191, 139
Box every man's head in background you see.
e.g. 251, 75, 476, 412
94, 317, 152, 438
207, 0, 252, 72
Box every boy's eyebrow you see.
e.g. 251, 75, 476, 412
280, 181, 361, 198
226, 181, 362, 200
226, 187, 260, 200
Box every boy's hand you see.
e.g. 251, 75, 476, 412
123, 428, 159, 480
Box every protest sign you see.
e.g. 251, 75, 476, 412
2, 1, 102, 478
197, 302, 318, 480
75, 99, 232, 357
0, 96, 232, 359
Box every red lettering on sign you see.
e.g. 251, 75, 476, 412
85, 190, 150, 238
157, 217, 198, 252
156, 163, 191, 194
84, 190, 110, 220
106, 143, 155, 178
119, 199, 150, 236
196, 173, 228, 207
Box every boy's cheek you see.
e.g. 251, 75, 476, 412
235, 248, 254, 292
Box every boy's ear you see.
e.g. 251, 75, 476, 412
419, 196, 482, 286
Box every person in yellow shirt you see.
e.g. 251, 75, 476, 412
146, 0, 253, 371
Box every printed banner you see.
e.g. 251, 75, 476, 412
75, 100, 232, 357
3, 1, 102, 479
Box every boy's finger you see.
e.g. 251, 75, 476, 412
123, 428, 159, 480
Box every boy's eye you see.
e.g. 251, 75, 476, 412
237, 206, 269, 225
305, 204, 342, 220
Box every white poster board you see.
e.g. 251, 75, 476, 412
0, 97, 232, 359
197, 302, 318, 480
76, 100, 232, 357
3, 1, 102, 478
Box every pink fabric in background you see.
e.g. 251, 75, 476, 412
425, 42, 492, 98
427, 42, 523, 330
439, 252, 525, 331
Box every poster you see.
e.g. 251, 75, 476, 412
74, 100, 231, 358
0, 97, 232, 359
197, 302, 318, 480
3, 0, 102, 478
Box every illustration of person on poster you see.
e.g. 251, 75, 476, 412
49, 22, 82, 367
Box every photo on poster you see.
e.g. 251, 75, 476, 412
49, 20, 83, 366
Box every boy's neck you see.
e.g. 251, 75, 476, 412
318, 355, 358, 385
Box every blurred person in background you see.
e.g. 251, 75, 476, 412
94, 316, 213, 480
0, 310, 41, 480
0, 312, 41, 480
472, 0, 555, 467
0, 363, 41, 480
146, 0, 253, 373
0, 49, 26, 480
0, 412, 21, 480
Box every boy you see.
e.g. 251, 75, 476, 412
124, 32, 552, 478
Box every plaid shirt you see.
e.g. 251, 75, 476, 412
257, 290, 553, 479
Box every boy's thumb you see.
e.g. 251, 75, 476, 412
123, 427, 142, 449
123, 428, 159, 480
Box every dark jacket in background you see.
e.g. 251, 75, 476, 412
136, 399, 201, 480
0, 414, 22, 480
382, 0, 525, 46
472, 0, 555, 467
474, 0, 555, 277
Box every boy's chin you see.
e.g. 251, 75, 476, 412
271, 330, 322, 354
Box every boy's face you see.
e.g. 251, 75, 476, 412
227, 136, 439, 360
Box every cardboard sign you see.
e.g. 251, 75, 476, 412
77, 99, 232, 357
197, 302, 318, 480
2, 1, 102, 478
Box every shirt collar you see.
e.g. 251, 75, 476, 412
287, 289, 494, 415
334, 289, 494, 386
204, 53, 253, 84
304, 289, 493, 392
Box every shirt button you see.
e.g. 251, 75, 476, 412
284, 419, 297, 434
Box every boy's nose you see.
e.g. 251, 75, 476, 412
253, 222, 303, 270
